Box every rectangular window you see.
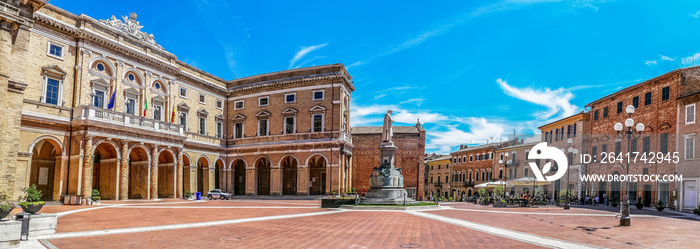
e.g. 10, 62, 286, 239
525, 151, 529, 160
258, 119, 268, 136
313, 114, 323, 132
199, 94, 206, 104
594, 110, 599, 121
216, 121, 223, 138
632, 96, 639, 108
686, 104, 696, 124
93, 90, 104, 108
631, 138, 638, 153
259, 96, 269, 106
602, 144, 607, 154
643, 136, 650, 154
216, 100, 223, 110
45, 78, 60, 105
154, 105, 162, 121
285, 117, 295, 134
47, 42, 64, 59
469, 155, 473, 162
234, 100, 244, 110
234, 122, 243, 139
603, 107, 609, 118
179, 112, 187, 130
285, 93, 296, 103
645, 92, 652, 105
617, 101, 623, 113
313, 90, 324, 100
615, 141, 621, 155
592, 146, 597, 161
126, 99, 135, 115
555, 129, 559, 141
686, 136, 695, 159
179, 88, 187, 98
524, 168, 529, 177
662, 86, 670, 101
660, 134, 668, 154
643, 168, 649, 175
198, 117, 206, 135
572, 123, 577, 137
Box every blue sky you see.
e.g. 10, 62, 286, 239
56, 0, 700, 153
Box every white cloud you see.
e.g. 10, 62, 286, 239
645, 60, 657, 66
399, 98, 425, 106
682, 52, 700, 66
289, 43, 327, 69
496, 78, 578, 120
691, 10, 700, 18
427, 118, 508, 154
660, 55, 674, 61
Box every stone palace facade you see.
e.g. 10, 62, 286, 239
0, 1, 359, 201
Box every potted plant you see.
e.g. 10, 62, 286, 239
635, 197, 644, 210
91, 189, 101, 204
184, 191, 192, 199
1, 193, 15, 220
17, 184, 45, 214
693, 205, 700, 216
610, 198, 619, 207
656, 200, 665, 211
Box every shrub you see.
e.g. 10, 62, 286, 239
91, 189, 101, 201
493, 185, 504, 197
477, 188, 486, 197
17, 184, 44, 207
184, 191, 192, 198
0, 193, 15, 213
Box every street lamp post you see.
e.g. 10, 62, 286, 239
564, 138, 578, 210
498, 152, 509, 200
614, 105, 645, 227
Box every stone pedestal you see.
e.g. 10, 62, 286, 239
361, 141, 417, 205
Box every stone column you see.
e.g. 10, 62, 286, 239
82, 137, 94, 199
151, 146, 158, 199
52, 155, 68, 201
120, 142, 129, 200
207, 167, 214, 193
246, 168, 256, 195
224, 168, 233, 193
177, 152, 183, 198
297, 165, 309, 195
270, 166, 281, 195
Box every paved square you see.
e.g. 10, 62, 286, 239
18, 200, 698, 248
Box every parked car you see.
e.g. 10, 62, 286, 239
207, 189, 231, 200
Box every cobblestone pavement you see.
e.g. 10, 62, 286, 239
20, 200, 699, 248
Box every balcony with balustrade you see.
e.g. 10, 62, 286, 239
72, 105, 184, 137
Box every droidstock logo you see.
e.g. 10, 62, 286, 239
527, 142, 567, 182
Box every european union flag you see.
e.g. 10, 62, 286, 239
107, 90, 116, 109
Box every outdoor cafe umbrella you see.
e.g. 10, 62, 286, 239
474, 182, 489, 188
506, 176, 551, 195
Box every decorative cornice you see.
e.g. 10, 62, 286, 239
8, 80, 28, 94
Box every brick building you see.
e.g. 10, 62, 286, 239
424, 155, 452, 200
585, 68, 686, 208
494, 141, 538, 196
674, 68, 700, 211
0, 2, 356, 201
538, 112, 590, 200
350, 123, 426, 200
450, 140, 517, 200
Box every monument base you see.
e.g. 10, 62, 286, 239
362, 188, 417, 205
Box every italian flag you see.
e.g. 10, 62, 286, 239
143, 99, 148, 116
171, 105, 176, 123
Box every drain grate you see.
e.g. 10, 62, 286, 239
399, 243, 421, 248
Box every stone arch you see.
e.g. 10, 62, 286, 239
92, 139, 120, 200
28, 135, 65, 156
151, 77, 169, 94
92, 139, 121, 159
255, 157, 272, 195
196, 155, 210, 194
280, 155, 298, 195
127, 145, 150, 199
214, 158, 225, 190
231, 158, 247, 195
28, 136, 64, 201
89, 57, 116, 77
308, 154, 327, 195
121, 68, 143, 85
156, 149, 176, 198
305, 153, 329, 166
